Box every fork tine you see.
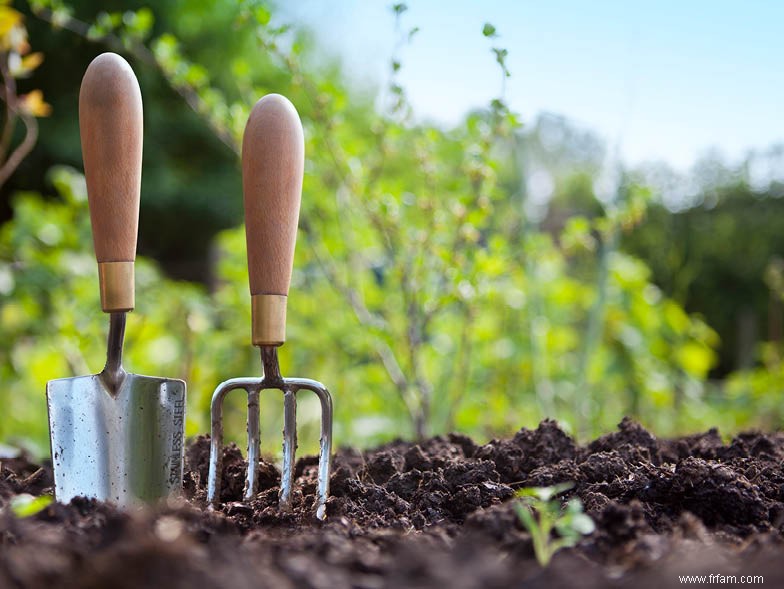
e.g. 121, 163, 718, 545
244, 388, 261, 501
207, 412, 224, 505
279, 388, 298, 511
312, 384, 333, 521
287, 379, 333, 520
207, 382, 229, 505
208, 378, 256, 505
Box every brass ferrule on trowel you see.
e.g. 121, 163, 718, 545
98, 261, 135, 313
251, 294, 287, 346
98, 261, 133, 393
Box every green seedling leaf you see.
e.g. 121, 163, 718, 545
571, 512, 596, 535
515, 483, 592, 567
9, 494, 52, 518
514, 501, 537, 529
560, 499, 596, 535
515, 487, 539, 498
516, 482, 573, 501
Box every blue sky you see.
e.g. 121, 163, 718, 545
282, 1, 784, 172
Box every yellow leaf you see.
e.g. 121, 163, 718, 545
0, 25, 25, 54
21, 52, 43, 71
10, 51, 43, 78
0, 6, 22, 52
19, 90, 52, 117
0, 7, 22, 38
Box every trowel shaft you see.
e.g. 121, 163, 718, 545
101, 312, 127, 394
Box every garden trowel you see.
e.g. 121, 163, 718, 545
46, 53, 186, 506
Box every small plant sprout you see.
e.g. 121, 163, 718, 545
514, 483, 595, 567
8, 494, 53, 518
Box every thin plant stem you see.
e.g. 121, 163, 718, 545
575, 227, 618, 438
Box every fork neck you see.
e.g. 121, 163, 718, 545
260, 345, 284, 386
101, 311, 127, 393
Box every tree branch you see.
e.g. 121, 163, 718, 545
0, 112, 37, 190
0, 53, 17, 160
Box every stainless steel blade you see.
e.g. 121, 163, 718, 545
46, 372, 185, 505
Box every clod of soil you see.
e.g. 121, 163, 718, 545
1, 417, 783, 588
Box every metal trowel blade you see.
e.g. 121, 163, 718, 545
46, 372, 185, 506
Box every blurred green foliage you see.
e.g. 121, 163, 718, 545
624, 181, 784, 376
0, 1, 781, 458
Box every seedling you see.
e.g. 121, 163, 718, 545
8, 494, 53, 518
514, 483, 595, 567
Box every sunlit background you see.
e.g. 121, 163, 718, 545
0, 0, 782, 457
284, 1, 784, 170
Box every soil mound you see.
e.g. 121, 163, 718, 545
1, 419, 783, 588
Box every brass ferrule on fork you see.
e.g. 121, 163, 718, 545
251, 295, 287, 346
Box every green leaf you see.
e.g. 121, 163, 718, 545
490, 98, 506, 112
570, 512, 596, 535
562, 216, 596, 253
123, 7, 154, 39
516, 482, 574, 501
482, 23, 497, 38
492, 48, 509, 71
86, 22, 105, 40
676, 341, 714, 377
254, 5, 271, 25
514, 501, 537, 529
185, 64, 209, 88
10, 494, 52, 518
555, 499, 593, 540
50, 6, 73, 28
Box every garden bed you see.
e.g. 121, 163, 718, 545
1, 418, 783, 588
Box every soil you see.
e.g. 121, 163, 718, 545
1, 418, 783, 588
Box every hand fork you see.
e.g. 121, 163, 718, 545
207, 94, 333, 520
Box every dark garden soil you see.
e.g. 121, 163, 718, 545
1, 418, 783, 588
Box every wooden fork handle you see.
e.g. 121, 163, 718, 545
242, 94, 304, 346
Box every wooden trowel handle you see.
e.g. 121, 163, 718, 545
242, 94, 304, 347
79, 52, 143, 313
